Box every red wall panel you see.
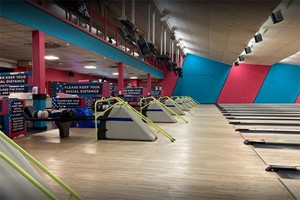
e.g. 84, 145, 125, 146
217, 63, 270, 103
157, 70, 178, 97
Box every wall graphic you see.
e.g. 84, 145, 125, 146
217, 64, 270, 103
173, 53, 231, 103
255, 63, 300, 103
173, 54, 300, 104
295, 93, 300, 104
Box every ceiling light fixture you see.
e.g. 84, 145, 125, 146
129, 76, 138, 79
84, 65, 97, 69
112, 72, 119, 75
44, 55, 59, 60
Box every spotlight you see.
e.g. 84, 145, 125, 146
170, 32, 175, 40
234, 61, 239, 66
166, 61, 175, 72
173, 66, 183, 77
160, 15, 171, 22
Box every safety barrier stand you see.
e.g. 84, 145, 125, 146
0, 131, 83, 200
140, 96, 188, 123
94, 97, 176, 142
171, 96, 194, 116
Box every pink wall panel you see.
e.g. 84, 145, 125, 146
45, 68, 101, 82
217, 63, 270, 103
136, 70, 178, 97
16, 67, 101, 83
295, 93, 300, 104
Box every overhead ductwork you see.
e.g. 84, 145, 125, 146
0, 58, 17, 69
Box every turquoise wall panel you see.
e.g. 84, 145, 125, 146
173, 54, 231, 103
255, 63, 300, 103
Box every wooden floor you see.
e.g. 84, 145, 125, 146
14, 105, 298, 199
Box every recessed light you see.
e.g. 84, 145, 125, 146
112, 72, 119, 75
84, 65, 97, 69
44, 55, 59, 60
129, 76, 138, 79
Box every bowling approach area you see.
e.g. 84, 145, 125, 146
7, 104, 299, 199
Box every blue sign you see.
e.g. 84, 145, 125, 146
124, 87, 143, 96
0, 72, 29, 85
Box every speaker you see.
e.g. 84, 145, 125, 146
271, 10, 283, 24
156, 55, 171, 61
68, 71, 75, 77
254, 33, 263, 43
170, 32, 175, 40
238, 55, 244, 61
245, 46, 251, 54
166, 61, 173, 72
117, 26, 133, 45
137, 38, 151, 55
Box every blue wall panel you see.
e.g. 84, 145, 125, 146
255, 63, 300, 103
173, 54, 231, 103
0, 1, 163, 78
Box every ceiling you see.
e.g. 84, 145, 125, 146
0, 0, 299, 80
150, 0, 299, 65
0, 17, 148, 79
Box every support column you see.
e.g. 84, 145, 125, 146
152, 7, 155, 44
160, 24, 163, 55
147, 1, 151, 42
88, 3, 92, 33
147, 73, 151, 96
118, 62, 124, 95
32, 30, 47, 129
163, 28, 167, 54
132, 0, 135, 24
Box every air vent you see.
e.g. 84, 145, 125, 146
45, 42, 61, 49
108, 65, 118, 68
17, 60, 32, 67
84, 60, 97, 63
24, 42, 61, 49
